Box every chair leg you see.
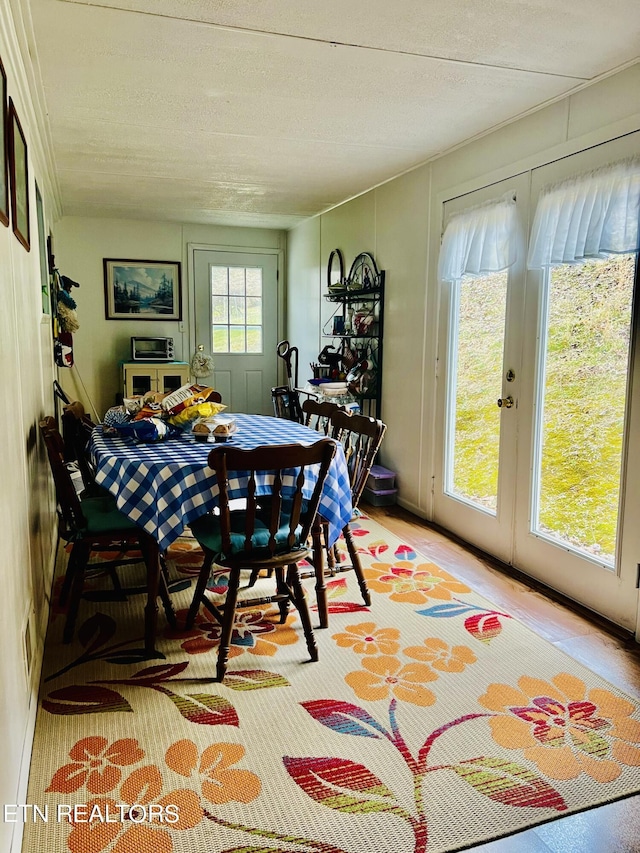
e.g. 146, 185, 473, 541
185, 552, 215, 630
311, 517, 328, 628
156, 553, 177, 628
142, 535, 161, 657
343, 523, 371, 606
274, 567, 289, 623
63, 540, 90, 643
217, 566, 241, 682
287, 564, 318, 662
324, 520, 337, 576
58, 543, 78, 607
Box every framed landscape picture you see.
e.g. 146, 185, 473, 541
0, 56, 8, 228
103, 259, 182, 320
8, 97, 30, 250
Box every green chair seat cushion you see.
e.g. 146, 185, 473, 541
190, 505, 304, 560
80, 494, 139, 534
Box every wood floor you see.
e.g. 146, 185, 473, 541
365, 503, 640, 853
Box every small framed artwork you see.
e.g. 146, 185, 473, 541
0, 57, 9, 228
8, 97, 30, 250
36, 183, 50, 315
103, 259, 182, 320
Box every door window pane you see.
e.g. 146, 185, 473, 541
533, 254, 635, 564
210, 266, 263, 353
446, 271, 508, 512
246, 326, 262, 353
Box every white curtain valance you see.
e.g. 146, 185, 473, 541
438, 195, 518, 283
527, 158, 640, 269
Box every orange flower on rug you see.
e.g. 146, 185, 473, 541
167, 606, 299, 658
364, 560, 472, 604
479, 673, 640, 782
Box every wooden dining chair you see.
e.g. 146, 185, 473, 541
246, 398, 346, 591
39, 417, 176, 648
315, 409, 387, 622
302, 398, 345, 435
271, 385, 303, 422
185, 439, 336, 682
61, 401, 102, 495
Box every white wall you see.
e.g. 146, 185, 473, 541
287, 63, 640, 519
0, 2, 60, 850
54, 219, 286, 418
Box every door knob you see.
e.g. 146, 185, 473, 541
497, 396, 514, 409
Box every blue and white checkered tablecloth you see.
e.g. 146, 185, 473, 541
90, 413, 352, 552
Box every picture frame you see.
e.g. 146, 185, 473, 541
8, 97, 30, 250
36, 183, 50, 316
1, 58, 10, 228
103, 259, 182, 320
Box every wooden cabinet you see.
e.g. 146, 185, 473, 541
122, 362, 190, 398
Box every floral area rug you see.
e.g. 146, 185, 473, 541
23, 513, 640, 853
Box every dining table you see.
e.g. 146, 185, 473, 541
89, 413, 353, 654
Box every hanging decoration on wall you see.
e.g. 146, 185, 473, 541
51, 266, 81, 368
346, 251, 384, 290
190, 344, 215, 378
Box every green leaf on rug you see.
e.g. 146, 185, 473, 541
224, 670, 291, 690
129, 661, 189, 682
452, 757, 567, 811
42, 685, 132, 715
166, 692, 240, 727
77, 612, 117, 653
221, 848, 303, 853
283, 756, 402, 814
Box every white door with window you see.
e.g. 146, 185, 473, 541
193, 249, 280, 415
434, 135, 640, 632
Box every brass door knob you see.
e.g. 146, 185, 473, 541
497, 396, 514, 409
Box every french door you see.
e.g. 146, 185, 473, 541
434, 137, 640, 632
193, 249, 280, 415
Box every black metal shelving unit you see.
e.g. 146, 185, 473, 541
322, 276, 385, 420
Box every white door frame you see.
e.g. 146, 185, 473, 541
187, 242, 285, 379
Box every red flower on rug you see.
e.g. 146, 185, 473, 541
364, 560, 471, 604
345, 655, 438, 706
46, 737, 144, 794
166, 606, 299, 657
479, 673, 640, 782
165, 739, 261, 805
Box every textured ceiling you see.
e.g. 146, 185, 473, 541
30, 0, 640, 229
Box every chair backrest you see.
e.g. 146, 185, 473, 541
39, 416, 87, 537
62, 401, 99, 492
208, 439, 336, 560
330, 409, 387, 508
271, 385, 303, 423
302, 398, 345, 435
208, 390, 223, 403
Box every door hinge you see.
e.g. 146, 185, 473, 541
636, 564, 640, 589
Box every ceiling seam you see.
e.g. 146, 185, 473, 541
59, 0, 590, 81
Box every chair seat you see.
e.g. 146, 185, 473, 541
190, 508, 303, 559
80, 494, 139, 535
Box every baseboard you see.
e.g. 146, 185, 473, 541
396, 495, 427, 519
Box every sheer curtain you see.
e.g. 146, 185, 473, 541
528, 158, 640, 268
438, 194, 518, 283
